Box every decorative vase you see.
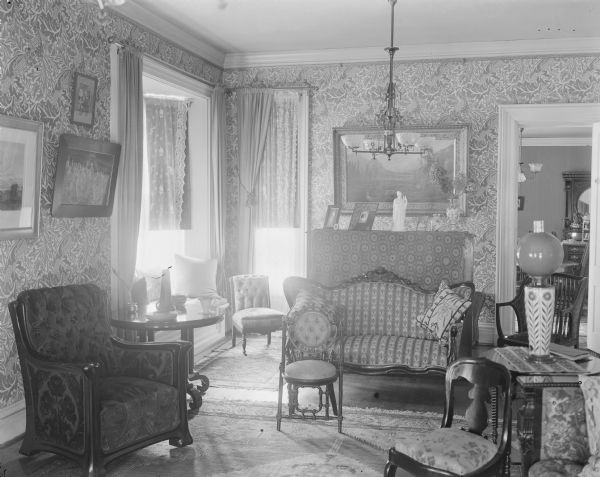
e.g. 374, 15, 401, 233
446, 198, 461, 223
516, 220, 564, 360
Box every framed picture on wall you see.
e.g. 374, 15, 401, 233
348, 203, 378, 230
0, 114, 43, 240
70, 72, 98, 127
323, 205, 341, 229
52, 134, 121, 217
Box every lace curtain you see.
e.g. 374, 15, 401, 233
144, 96, 191, 230
255, 91, 299, 228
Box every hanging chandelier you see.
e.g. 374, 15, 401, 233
341, 0, 428, 160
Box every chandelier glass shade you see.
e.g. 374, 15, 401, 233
341, 0, 428, 160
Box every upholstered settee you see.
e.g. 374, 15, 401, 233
526, 376, 600, 477
284, 268, 483, 376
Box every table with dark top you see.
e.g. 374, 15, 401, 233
111, 299, 229, 411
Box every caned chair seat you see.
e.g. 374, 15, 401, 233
283, 360, 338, 386
394, 427, 498, 475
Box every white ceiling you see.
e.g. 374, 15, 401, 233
111, 0, 599, 141
113, 0, 600, 67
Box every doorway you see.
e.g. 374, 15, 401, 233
496, 103, 600, 351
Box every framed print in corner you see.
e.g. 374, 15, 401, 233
348, 203, 378, 231
52, 134, 121, 217
70, 72, 97, 127
0, 115, 43, 240
323, 205, 341, 229
333, 125, 469, 216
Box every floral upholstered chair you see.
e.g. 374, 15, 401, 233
384, 357, 512, 477
526, 376, 600, 477
8, 284, 193, 477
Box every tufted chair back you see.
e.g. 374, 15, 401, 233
11, 284, 118, 375
230, 274, 271, 312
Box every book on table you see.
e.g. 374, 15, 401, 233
549, 343, 589, 361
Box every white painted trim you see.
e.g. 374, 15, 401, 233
0, 400, 25, 445
588, 123, 600, 354
224, 37, 600, 69
143, 57, 213, 98
496, 103, 600, 342
111, 3, 226, 68
522, 137, 592, 147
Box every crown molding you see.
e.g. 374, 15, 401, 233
224, 37, 600, 69
522, 137, 592, 147
111, 2, 226, 68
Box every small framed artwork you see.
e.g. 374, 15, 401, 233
70, 72, 98, 127
0, 115, 43, 240
349, 203, 378, 230
52, 134, 121, 217
518, 196, 525, 211
323, 205, 341, 229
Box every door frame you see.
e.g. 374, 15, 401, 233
496, 103, 600, 343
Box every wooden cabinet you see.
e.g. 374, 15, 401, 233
563, 242, 586, 263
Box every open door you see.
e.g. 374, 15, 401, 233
588, 122, 600, 353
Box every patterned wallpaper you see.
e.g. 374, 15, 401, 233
222, 56, 600, 331
0, 0, 220, 412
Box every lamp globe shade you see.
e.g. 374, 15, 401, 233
516, 221, 564, 280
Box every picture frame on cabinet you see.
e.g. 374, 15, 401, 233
52, 134, 121, 217
348, 203, 378, 230
70, 72, 97, 127
323, 205, 341, 229
0, 114, 43, 240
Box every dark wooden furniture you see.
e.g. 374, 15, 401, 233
9, 284, 192, 477
110, 300, 228, 410
487, 346, 600, 476
495, 273, 588, 348
562, 170, 591, 238
384, 357, 513, 477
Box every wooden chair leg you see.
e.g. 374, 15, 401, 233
231, 327, 236, 347
327, 383, 338, 417
242, 333, 247, 356
267, 332, 272, 345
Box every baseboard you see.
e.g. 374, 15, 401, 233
0, 400, 25, 446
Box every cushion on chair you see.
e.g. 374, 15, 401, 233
529, 459, 585, 477
283, 359, 337, 385
394, 427, 498, 475
172, 254, 218, 297
99, 376, 180, 453
580, 375, 600, 475
416, 281, 471, 341
232, 307, 283, 334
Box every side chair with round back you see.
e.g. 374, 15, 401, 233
229, 274, 284, 356
384, 357, 512, 477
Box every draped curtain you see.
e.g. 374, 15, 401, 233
256, 91, 299, 228
236, 89, 274, 274
210, 86, 227, 296
144, 96, 191, 230
113, 47, 144, 318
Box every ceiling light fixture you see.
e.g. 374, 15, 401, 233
341, 0, 427, 160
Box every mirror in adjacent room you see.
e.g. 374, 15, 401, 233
578, 188, 591, 216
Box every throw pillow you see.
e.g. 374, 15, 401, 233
580, 374, 600, 474
416, 281, 471, 340
172, 254, 218, 297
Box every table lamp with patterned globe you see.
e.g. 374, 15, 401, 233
516, 220, 564, 361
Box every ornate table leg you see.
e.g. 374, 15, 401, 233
187, 374, 210, 411
517, 386, 537, 477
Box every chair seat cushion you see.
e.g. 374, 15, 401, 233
232, 307, 283, 334
284, 359, 337, 385
344, 335, 447, 369
394, 427, 497, 475
529, 459, 584, 477
99, 376, 180, 453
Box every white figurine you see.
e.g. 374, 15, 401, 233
392, 191, 407, 231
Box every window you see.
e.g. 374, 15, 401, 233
136, 58, 212, 278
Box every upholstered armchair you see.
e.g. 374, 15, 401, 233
8, 284, 193, 477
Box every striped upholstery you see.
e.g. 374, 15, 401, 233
344, 335, 448, 368
324, 282, 435, 339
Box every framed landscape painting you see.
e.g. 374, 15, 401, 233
0, 115, 43, 240
52, 134, 121, 217
333, 125, 469, 216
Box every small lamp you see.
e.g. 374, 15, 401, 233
516, 220, 564, 361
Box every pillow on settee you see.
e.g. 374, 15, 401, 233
416, 281, 471, 340
172, 254, 218, 297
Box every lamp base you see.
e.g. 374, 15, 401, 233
526, 353, 555, 363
